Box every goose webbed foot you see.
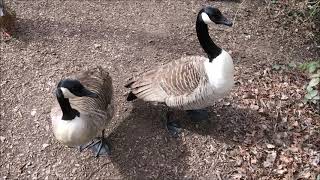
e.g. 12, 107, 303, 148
90, 136, 111, 157
186, 109, 209, 122
163, 111, 181, 138
78, 142, 94, 152
78, 130, 111, 157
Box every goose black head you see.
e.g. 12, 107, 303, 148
200, 6, 233, 27
56, 79, 98, 99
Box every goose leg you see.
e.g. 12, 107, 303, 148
163, 111, 181, 137
89, 130, 111, 157
186, 109, 209, 122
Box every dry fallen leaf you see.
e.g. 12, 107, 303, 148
289, 146, 299, 153
281, 94, 289, 100
232, 173, 245, 180
251, 157, 258, 164
266, 143, 275, 149
93, 44, 102, 49
242, 93, 254, 99
250, 104, 260, 111
41, 144, 50, 150
263, 151, 277, 168
298, 171, 311, 179
280, 154, 293, 164
276, 168, 287, 175
0, 136, 6, 143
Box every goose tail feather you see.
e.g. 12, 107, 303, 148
126, 91, 137, 101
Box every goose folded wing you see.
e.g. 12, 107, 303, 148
126, 58, 206, 103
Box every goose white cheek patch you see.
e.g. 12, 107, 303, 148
201, 12, 213, 24
60, 87, 77, 98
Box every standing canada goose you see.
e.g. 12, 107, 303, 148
125, 6, 234, 136
50, 67, 114, 157
0, 0, 16, 38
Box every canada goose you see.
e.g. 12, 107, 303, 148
50, 67, 114, 157
125, 6, 234, 136
0, 0, 15, 38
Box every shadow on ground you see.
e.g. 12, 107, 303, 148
182, 105, 281, 146
108, 100, 190, 179
106, 100, 284, 179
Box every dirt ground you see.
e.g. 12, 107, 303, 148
1, 0, 319, 179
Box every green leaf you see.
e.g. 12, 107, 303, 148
308, 78, 320, 87
272, 64, 281, 70
309, 89, 318, 98
305, 90, 318, 100
299, 63, 307, 70
305, 95, 311, 100
305, 94, 313, 100
313, 95, 320, 100
288, 62, 297, 68
308, 64, 317, 73
302, 99, 308, 104
306, 85, 314, 92
310, 73, 320, 78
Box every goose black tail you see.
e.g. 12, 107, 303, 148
126, 91, 137, 101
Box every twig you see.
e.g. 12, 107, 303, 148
232, 0, 247, 27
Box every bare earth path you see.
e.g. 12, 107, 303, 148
1, 0, 319, 179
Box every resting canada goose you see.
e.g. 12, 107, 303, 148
50, 67, 114, 157
125, 6, 234, 136
0, 0, 15, 38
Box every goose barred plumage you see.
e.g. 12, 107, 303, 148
51, 66, 114, 157
126, 54, 233, 110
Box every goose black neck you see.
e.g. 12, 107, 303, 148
0, 0, 4, 9
196, 11, 222, 61
56, 89, 80, 121
0, 0, 4, 11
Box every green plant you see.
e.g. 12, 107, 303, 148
272, 62, 297, 71
299, 60, 320, 104
307, 0, 320, 17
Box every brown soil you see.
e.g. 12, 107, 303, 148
1, 0, 319, 179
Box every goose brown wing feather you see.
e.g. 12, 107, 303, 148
126, 56, 207, 103
70, 66, 113, 117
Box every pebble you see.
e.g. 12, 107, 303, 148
42, 144, 50, 150
266, 143, 275, 149
31, 109, 37, 116
0, 136, 6, 142
94, 44, 102, 49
